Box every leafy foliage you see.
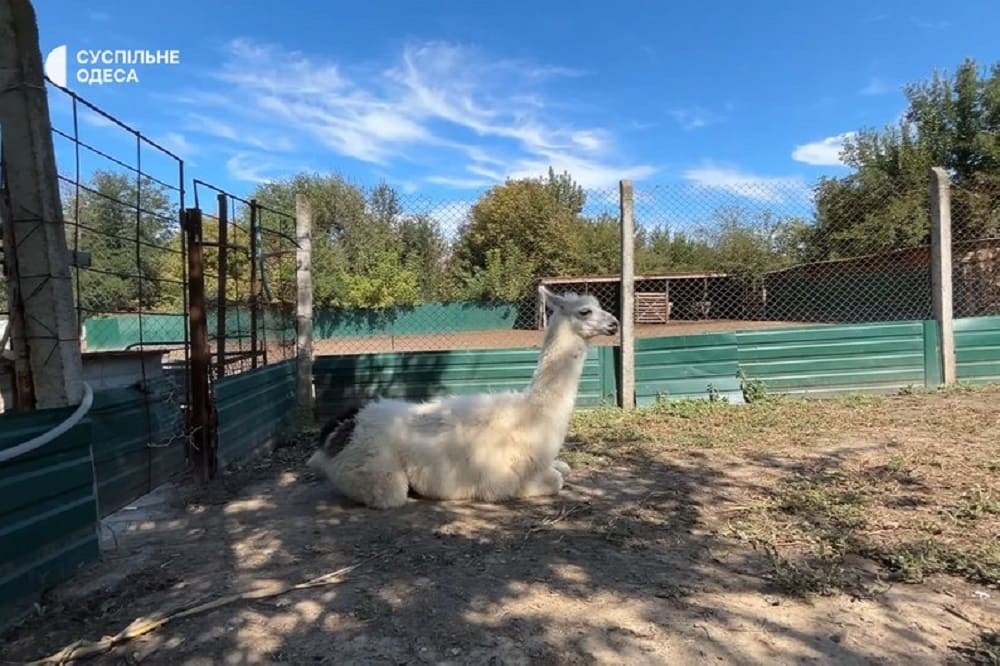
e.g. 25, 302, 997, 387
63, 171, 178, 313
809, 58, 1000, 259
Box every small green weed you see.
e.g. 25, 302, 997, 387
738, 370, 770, 403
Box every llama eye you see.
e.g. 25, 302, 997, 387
578, 308, 592, 317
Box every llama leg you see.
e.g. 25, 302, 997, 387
552, 459, 571, 476
515, 467, 564, 498
316, 443, 410, 509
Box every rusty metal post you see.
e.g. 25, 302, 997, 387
184, 207, 216, 482
215, 193, 228, 379
249, 199, 260, 369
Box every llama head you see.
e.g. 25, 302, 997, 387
539, 285, 619, 340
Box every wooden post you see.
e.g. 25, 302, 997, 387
184, 208, 216, 481
215, 194, 228, 379
929, 166, 956, 386
619, 180, 636, 409
295, 193, 314, 422
0, 0, 84, 409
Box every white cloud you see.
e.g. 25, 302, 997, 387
669, 106, 726, 131
860, 77, 891, 96
174, 38, 653, 190
155, 132, 197, 158
791, 132, 854, 166
425, 175, 495, 189
80, 106, 117, 129
682, 164, 808, 204
183, 113, 295, 152
225, 152, 312, 184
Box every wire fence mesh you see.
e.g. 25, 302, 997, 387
278, 177, 624, 356
191, 181, 299, 379
949, 174, 1000, 318
1, 77, 191, 449
46, 80, 188, 357
288, 167, 1000, 358
4, 78, 1000, 403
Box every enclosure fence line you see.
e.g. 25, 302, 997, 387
1, 48, 990, 429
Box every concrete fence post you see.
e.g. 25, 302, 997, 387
929, 166, 957, 386
619, 180, 636, 409
0, 0, 84, 409
295, 193, 315, 423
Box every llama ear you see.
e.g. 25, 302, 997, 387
538, 285, 564, 309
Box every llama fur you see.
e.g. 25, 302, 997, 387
306, 286, 620, 509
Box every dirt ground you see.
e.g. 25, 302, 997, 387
2, 386, 998, 665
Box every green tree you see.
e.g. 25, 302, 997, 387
63, 170, 176, 313
451, 170, 586, 300
456, 241, 537, 302
570, 213, 621, 275
636, 225, 717, 273
810, 58, 1000, 259
247, 173, 437, 309
397, 213, 452, 300
699, 207, 807, 278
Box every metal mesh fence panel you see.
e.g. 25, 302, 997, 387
294, 167, 1000, 358
298, 180, 624, 356
191, 181, 299, 379
45, 81, 188, 360
5, 77, 997, 399
949, 174, 1000, 318
3, 77, 191, 450
631, 177, 932, 329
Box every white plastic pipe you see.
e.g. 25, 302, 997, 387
0, 381, 94, 463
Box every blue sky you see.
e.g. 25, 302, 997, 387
34, 0, 1000, 229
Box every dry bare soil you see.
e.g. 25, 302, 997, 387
2, 385, 999, 665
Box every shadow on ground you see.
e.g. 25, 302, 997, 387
0, 433, 995, 665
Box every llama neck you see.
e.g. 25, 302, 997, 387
526, 322, 588, 411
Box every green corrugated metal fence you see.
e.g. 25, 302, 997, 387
634, 332, 745, 405
309, 315, 1000, 413
86, 377, 187, 516
215, 360, 298, 468
954, 315, 1000, 384
0, 408, 100, 628
635, 315, 1000, 401
83, 300, 531, 350
735, 320, 934, 397
313, 345, 617, 422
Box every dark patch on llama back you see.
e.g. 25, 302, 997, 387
317, 399, 367, 457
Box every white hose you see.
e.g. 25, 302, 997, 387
0, 318, 11, 353
0, 381, 94, 463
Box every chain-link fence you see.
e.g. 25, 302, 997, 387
291, 178, 624, 356
630, 176, 938, 329
291, 167, 1000, 358
949, 174, 1000, 318
6, 77, 997, 388
191, 181, 298, 380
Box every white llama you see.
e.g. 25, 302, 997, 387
306, 285, 620, 509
